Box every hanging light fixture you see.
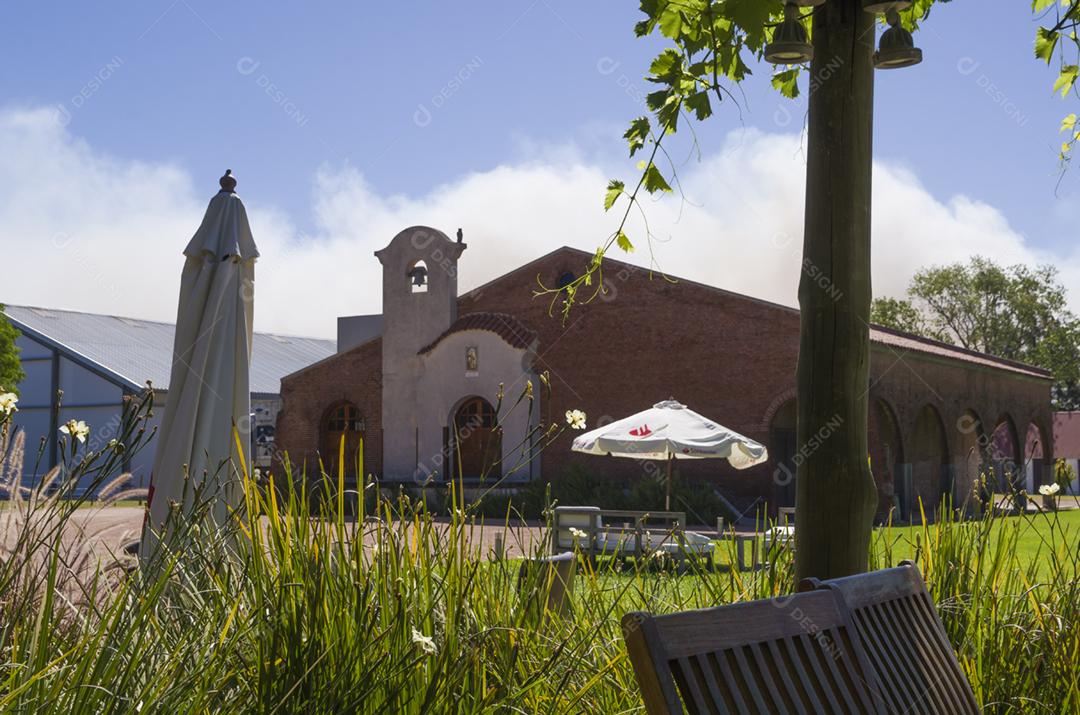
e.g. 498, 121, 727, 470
764, 3, 813, 65
862, 0, 911, 11
873, 9, 922, 69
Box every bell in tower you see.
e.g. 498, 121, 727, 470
407, 262, 429, 291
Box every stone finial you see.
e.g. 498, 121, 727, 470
219, 169, 237, 193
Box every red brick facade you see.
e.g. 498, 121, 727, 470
276, 338, 384, 480
275, 246, 1054, 517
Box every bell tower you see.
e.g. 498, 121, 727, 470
375, 226, 466, 480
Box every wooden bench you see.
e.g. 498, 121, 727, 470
623, 562, 978, 714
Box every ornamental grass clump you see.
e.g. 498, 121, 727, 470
1, 390, 1080, 713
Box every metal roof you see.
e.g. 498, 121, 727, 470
2, 304, 335, 396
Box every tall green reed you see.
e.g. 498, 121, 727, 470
2, 387, 1079, 713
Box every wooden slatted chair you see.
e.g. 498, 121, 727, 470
622, 589, 887, 714
800, 562, 980, 715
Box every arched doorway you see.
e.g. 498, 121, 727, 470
991, 416, 1021, 494
871, 399, 904, 520
769, 399, 797, 509
911, 405, 949, 518
320, 403, 365, 478
449, 397, 501, 481
1024, 422, 1046, 494
957, 409, 987, 508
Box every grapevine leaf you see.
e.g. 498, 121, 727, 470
624, 117, 650, 158
643, 163, 672, 194
771, 69, 801, 99
604, 180, 625, 211
1036, 27, 1059, 63
1053, 65, 1078, 97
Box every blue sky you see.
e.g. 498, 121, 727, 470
1, 2, 1077, 336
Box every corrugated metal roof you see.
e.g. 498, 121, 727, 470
2, 304, 334, 396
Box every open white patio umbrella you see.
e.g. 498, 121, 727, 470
571, 399, 768, 510
140, 170, 258, 559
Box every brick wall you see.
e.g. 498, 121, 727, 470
276, 246, 1054, 516
275, 338, 383, 479
461, 248, 802, 506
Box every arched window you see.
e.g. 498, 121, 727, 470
321, 403, 365, 478
448, 397, 501, 481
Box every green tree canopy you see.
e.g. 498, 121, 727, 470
872, 258, 1080, 409
0, 306, 24, 395
869, 296, 944, 340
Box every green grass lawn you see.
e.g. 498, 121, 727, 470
873, 508, 1080, 570
700, 508, 1080, 576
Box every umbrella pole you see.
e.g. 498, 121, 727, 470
665, 455, 672, 511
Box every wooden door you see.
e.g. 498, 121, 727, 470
321, 404, 364, 478
451, 398, 500, 480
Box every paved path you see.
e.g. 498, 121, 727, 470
1, 506, 549, 561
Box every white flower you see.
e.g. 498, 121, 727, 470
0, 392, 17, 416
1039, 483, 1061, 496
411, 628, 437, 655
59, 419, 90, 443
565, 409, 587, 430
569, 527, 587, 539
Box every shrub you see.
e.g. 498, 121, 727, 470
467, 464, 738, 526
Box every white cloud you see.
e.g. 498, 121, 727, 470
1, 106, 1077, 340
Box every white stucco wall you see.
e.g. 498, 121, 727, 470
414, 329, 538, 484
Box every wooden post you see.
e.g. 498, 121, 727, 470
796, 0, 879, 581
665, 455, 673, 511
519, 552, 576, 616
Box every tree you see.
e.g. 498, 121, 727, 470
0, 306, 24, 395
873, 258, 1080, 409
871, 297, 937, 337
542, 0, 1080, 581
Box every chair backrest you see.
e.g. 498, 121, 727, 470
552, 506, 602, 551
622, 589, 886, 714
802, 563, 979, 715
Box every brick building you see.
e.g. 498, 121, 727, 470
275, 226, 1055, 518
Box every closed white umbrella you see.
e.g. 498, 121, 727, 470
571, 399, 768, 510
140, 170, 258, 558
